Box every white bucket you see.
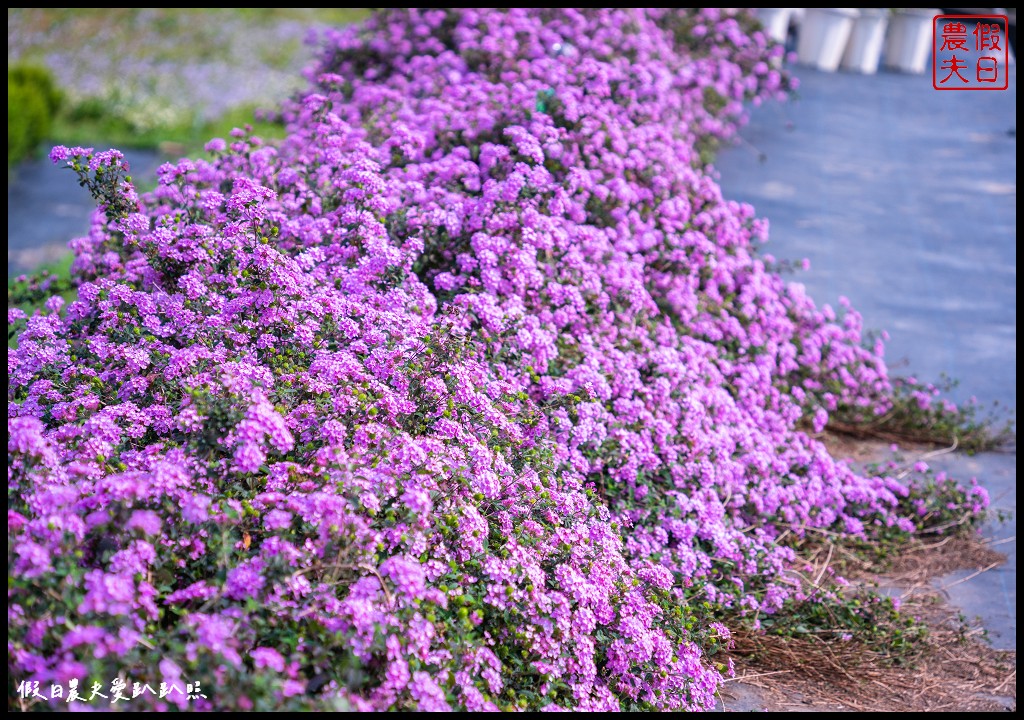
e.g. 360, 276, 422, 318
884, 8, 940, 74
797, 8, 860, 72
757, 8, 797, 44
841, 8, 889, 74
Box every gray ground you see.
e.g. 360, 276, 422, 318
8, 148, 162, 276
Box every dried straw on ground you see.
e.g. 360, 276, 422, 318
720, 435, 1016, 713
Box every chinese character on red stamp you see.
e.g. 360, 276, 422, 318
933, 14, 1010, 90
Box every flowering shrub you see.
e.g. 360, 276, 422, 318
826, 372, 1016, 452
8, 8, 990, 712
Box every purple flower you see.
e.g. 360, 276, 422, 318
379, 556, 427, 602
224, 558, 266, 600
79, 570, 135, 617
181, 494, 213, 524
126, 510, 162, 535
250, 646, 286, 672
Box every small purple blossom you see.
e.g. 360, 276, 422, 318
251, 647, 286, 672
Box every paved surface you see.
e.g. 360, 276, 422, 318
929, 450, 1016, 650
713, 53, 1016, 706
7, 148, 162, 277
715, 67, 1015, 412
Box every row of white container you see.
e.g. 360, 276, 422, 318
758, 8, 941, 75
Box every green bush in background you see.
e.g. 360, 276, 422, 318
7, 64, 62, 167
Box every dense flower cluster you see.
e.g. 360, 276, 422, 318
8, 9, 987, 712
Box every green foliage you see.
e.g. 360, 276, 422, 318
52, 102, 289, 160
761, 589, 928, 664
830, 374, 1015, 453
7, 64, 62, 167
8, 263, 75, 349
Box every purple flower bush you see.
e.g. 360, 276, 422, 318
8, 9, 989, 712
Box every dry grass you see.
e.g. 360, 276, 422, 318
717, 436, 1016, 712
723, 581, 1015, 712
